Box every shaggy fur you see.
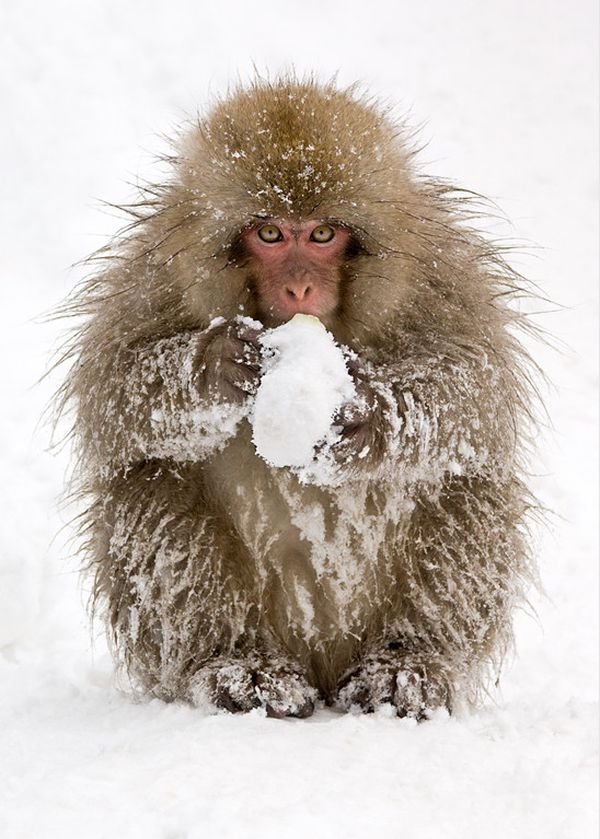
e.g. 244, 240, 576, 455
56, 77, 537, 717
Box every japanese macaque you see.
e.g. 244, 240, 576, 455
58, 77, 536, 719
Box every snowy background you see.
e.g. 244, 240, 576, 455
1, 1, 598, 836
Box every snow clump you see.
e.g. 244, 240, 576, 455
251, 314, 355, 468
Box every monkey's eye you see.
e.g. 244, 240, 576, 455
257, 224, 283, 243
310, 224, 335, 243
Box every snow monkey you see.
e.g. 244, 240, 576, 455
59, 77, 536, 719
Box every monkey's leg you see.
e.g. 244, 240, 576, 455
188, 652, 318, 718
335, 475, 531, 718
92, 461, 255, 702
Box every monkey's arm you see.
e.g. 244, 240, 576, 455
331, 351, 519, 482
77, 319, 261, 474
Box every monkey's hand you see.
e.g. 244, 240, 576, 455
198, 319, 263, 406
329, 359, 391, 470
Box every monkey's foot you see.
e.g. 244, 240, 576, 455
189, 657, 318, 718
335, 657, 450, 720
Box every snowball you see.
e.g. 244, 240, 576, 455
251, 314, 355, 468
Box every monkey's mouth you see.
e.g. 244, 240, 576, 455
262, 297, 337, 327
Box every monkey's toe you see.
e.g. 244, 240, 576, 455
393, 667, 449, 720
190, 660, 261, 713
335, 659, 396, 713
254, 669, 318, 719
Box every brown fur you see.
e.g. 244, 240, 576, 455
56, 76, 538, 718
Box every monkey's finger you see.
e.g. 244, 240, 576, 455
236, 323, 264, 345
344, 356, 366, 378
226, 363, 261, 396
224, 333, 262, 367
238, 342, 262, 369
335, 399, 371, 428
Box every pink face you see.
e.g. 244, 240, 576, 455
243, 219, 351, 324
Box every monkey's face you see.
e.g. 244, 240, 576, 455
242, 219, 352, 327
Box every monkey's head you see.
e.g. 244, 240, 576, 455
135, 78, 479, 351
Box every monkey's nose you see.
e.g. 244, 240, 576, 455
285, 284, 312, 301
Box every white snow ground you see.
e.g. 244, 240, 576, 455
0, 1, 597, 837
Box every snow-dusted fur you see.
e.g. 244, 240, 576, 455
56, 77, 537, 716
